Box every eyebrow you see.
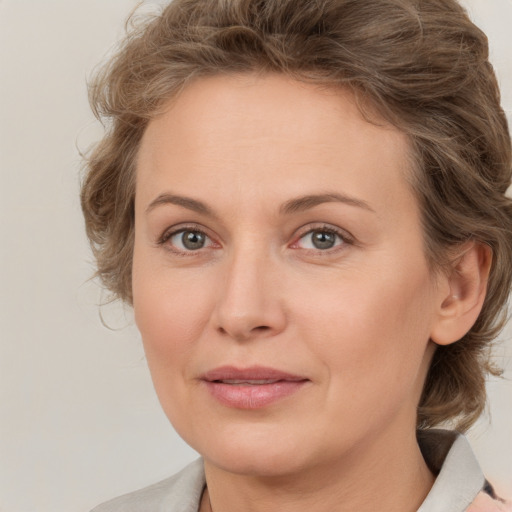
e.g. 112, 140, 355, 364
146, 191, 375, 217
280, 193, 375, 215
146, 193, 216, 217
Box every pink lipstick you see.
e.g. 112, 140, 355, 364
201, 366, 309, 409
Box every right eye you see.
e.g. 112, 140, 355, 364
163, 228, 215, 252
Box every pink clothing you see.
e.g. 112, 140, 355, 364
467, 492, 512, 512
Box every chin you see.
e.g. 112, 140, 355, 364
183, 422, 316, 477
207, 445, 310, 478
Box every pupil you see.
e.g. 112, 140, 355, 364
182, 231, 205, 250
312, 231, 335, 249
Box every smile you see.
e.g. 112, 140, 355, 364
201, 366, 309, 409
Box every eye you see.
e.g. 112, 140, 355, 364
295, 228, 346, 250
166, 229, 214, 251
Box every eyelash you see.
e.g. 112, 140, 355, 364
157, 223, 354, 256
291, 224, 354, 253
158, 224, 216, 256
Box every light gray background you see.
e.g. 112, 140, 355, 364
0, 1, 511, 511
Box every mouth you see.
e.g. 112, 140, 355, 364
214, 379, 284, 385
201, 366, 309, 409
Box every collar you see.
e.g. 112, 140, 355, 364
417, 429, 485, 512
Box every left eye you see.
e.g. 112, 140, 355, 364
296, 229, 344, 250
169, 229, 212, 251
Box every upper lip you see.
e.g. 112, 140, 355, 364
201, 366, 308, 383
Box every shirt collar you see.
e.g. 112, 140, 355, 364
417, 429, 485, 512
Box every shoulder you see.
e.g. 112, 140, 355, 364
90, 458, 205, 512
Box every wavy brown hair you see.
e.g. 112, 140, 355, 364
81, 0, 512, 431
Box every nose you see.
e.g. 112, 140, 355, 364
212, 249, 287, 342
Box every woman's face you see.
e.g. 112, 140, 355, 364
133, 74, 444, 476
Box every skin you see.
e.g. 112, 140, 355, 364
132, 74, 489, 512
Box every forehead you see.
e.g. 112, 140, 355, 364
140, 73, 406, 160
136, 73, 416, 221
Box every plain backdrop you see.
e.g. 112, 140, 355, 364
0, 1, 511, 511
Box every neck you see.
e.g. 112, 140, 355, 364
200, 426, 434, 512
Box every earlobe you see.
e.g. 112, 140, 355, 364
430, 242, 492, 346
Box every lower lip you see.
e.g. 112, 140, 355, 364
204, 380, 308, 409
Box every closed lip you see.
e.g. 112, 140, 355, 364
200, 365, 309, 409
200, 365, 308, 383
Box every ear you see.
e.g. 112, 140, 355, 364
430, 242, 492, 346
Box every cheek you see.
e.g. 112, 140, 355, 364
131, 263, 217, 435
132, 250, 212, 375
293, 261, 435, 400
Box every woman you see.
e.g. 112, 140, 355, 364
82, 0, 512, 510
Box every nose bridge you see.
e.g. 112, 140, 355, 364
213, 238, 285, 340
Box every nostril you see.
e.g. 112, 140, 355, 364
216, 324, 272, 340
254, 325, 271, 332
